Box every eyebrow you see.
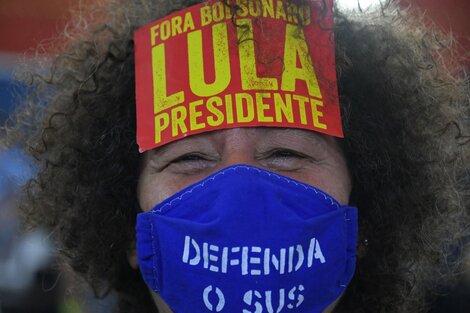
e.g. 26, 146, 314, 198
148, 134, 213, 160
260, 127, 326, 144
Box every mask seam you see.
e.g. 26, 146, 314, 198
151, 165, 340, 214
150, 220, 161, 292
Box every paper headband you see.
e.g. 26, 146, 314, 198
134, 0, 342, 152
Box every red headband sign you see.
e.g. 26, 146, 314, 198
135, 0, 342, 152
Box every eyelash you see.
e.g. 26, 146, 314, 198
172, 153, 209, 163
164, 152, 217, 174
164, 148, 308, 175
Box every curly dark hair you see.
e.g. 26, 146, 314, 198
3, 0, 470, 312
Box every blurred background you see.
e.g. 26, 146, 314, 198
0, 0, 469, 312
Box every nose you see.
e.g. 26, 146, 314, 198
222, 151, 256, 168
217, 128, 259, 169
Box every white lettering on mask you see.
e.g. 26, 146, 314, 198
242, 284, 305, 313
182, 236, 326, 275
201, 284, 305, 312
203, 285, 225, 312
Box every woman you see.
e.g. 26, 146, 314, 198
3, 0, 469, 312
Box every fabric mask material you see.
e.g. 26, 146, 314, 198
137, 165, 357, 313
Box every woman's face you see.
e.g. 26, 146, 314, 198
136, 127, 352, 312
138, 127, 351, 210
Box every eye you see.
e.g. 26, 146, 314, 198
270, 149, 304, 158
262, 148, 308, 171
167, 152, 218, 174
172, 153, 206, 163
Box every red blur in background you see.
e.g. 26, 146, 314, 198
401, 0, 470, 65
0, 0, 73, 54
0, 0, 469, 60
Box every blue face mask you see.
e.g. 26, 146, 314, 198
137, 165, 357, 313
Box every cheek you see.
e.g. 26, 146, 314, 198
294, 157, 351, 205
137, 174, 173, 212
324, 174, 351, 205
298, 170, 351, 206
137, 173, 203, 212
322, 141, 352, 205
323, 162, 352, 205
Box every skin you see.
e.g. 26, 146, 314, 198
132, 127, 352, 312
